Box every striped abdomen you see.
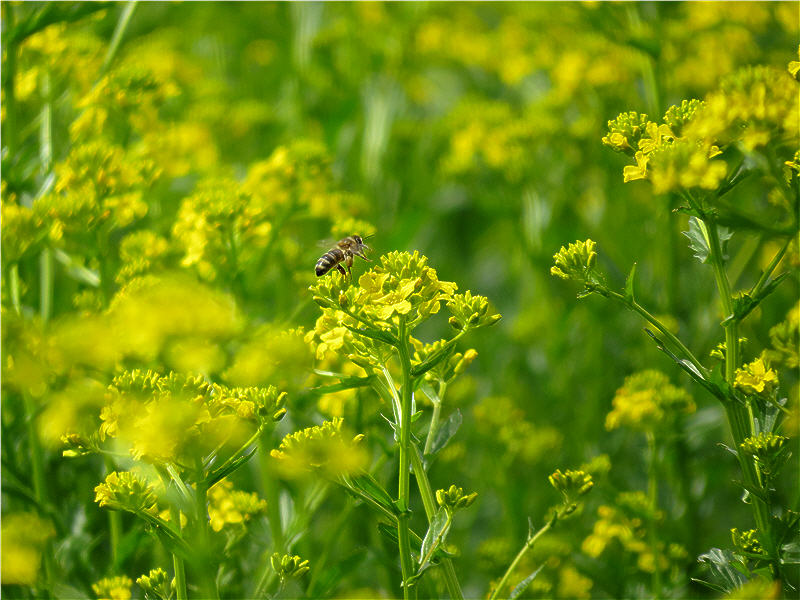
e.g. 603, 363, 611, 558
315, 247, 346, 276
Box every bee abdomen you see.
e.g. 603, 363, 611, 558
315, 248, 345, 276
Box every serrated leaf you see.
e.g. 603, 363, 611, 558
510, 565, 544, 600
683, 217, 733, 264
427, 409, 462, 457
697, 548, 748, 593
624, 263, 637, 303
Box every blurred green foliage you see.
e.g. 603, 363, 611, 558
2, 2, 798, 599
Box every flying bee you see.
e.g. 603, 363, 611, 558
315, 234, 371, 277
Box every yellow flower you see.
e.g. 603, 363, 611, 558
92, 576, 133, 600
207, 480, 268, 532
735, 356, 779, 396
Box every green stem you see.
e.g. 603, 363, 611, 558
2, 2, 19, 158
607, 290, 707, 377
646, 432, 662, 600
488, 514, 556, 600
101, 2, 138, 75
103, 456, 122, 568
24, 393, 54, 596
169, 504, 188, 600
193, 461, 219, 600
704, 216, 776, 566
410, 447, 464, 600
396, 318, 415, 600
9, 263, 22, 314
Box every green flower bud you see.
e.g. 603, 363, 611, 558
436, 484, 478, 513
549, 469, 594, 507
271, 552, 310, 580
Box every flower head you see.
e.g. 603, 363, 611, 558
436, 484, 478, 512
207, 480, 268, 532
92, 576, 134, 600
550, 239, 600, 286
605, 370, 695, 432
94, 471, 158, 514
136, 568, 173, 600
602, 111, 650, 155
734, 356, 779, 396
271, 417, 367, 477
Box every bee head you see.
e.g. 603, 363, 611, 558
353, 234, 371, 259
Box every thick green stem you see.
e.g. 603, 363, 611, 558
705, 217, 776, 564
488, 515, 556, 600
396, 318, 415, 599
103, 456, 122, 568
169, 504, 188, 600
193, 462, 219, 600
410, 447, 464, 600
646, 433, 662, 600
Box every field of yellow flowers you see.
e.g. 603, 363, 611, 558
2, 2, 798, 599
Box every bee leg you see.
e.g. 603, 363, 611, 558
336, 264, 346, 276
345, 254, 353, 276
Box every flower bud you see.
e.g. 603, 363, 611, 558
449, 316, 463, 330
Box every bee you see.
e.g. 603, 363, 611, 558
315, 234, 371, 277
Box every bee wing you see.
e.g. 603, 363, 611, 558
316, 238, 337, 249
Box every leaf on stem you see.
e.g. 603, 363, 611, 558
418, 506, 452, 572
683, 216, 733, 264
427, 409, 462, 458
624, 263, 637, 304
510, 565, 544, 600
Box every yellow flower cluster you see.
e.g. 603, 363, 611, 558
550, 239, 599, 285
94, 471, 158, 514
685, 66, 799, 150
135, 568, 172, 600
0, 513, 55, 585
70, 65, 179, 142
582, 493, 685, 575
734, 356, 779, 397
207, 480, 268, 532
35, 140, 157, 237
271, 417, 367, 478
739, 432, 787, 462
0, 199, 61, 264
730, 528, 762, 555
472, 396, 562, 465
92, 576, 133, 600
97, 369, 285, 464
605, 370, 695, 432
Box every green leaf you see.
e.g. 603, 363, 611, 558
53, 249, 100, 287
780, 542, 800, 565
343, 323, 397, 345
345, 473, 398, 516
683, 217, 733, 264
697, 548, 748, 593
427, 409, 462, 458
411, 340, 458, 378
205, 447, 257, 487
310, 375, 374, 395
510, 565, 544, 599
418, 506, 451, 572
624, 262, 637, 304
